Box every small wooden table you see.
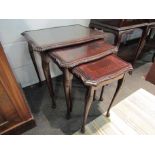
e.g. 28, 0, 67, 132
22, 25, 111, 111
72, 54, 132, 132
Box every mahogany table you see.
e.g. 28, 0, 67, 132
22, 25, 107, 110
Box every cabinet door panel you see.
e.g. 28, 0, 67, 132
0, 82, 22, 133
0, 43, 34, 134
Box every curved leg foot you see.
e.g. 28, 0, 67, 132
81, 127, 85, 133
106, 112, 110, 117
106, 76, 125, 117
81, 87, 94, 133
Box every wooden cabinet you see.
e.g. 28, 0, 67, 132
0, 43, 35, 134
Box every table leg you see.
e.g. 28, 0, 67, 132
63, 69, 73, 119
133, 26, 149, 66
93, 90, 96, 101
99, 86, 104, 101
106, 75, 125, 117
81, 86, 94, 133
41, 53, 56, 109
28, 44, 42, 87
69, 73, 73, 112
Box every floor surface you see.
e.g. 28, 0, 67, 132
23, 50, 155, 135
75, 89, 155, 135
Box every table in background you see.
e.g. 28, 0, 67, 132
89, 19, 155, 65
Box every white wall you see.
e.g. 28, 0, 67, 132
0, 19, 90, 87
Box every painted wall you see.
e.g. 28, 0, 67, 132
0, 19, 90, 87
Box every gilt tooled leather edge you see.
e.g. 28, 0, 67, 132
50, 46, 118, 68
72, 64, 133, 86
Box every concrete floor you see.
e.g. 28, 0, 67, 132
22, 50, 155, 135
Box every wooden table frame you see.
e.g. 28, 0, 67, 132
89, 20, 151, 65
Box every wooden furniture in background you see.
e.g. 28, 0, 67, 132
72, 54, 133, 133
0, 43, 35, 134
89, 19, 150, 64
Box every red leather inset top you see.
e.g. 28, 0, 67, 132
73, 54, 133, 86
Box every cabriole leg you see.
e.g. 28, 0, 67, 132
81, 87, 94, 133
99, 86, 104, 101
41, 54, 56, 109
63, 69, 73, 119
106, 76, 125, 117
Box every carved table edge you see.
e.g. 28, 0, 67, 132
49, 47, 118, 68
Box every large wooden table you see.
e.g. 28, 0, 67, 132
22, 25, 105, 85
22, 25, 117, 117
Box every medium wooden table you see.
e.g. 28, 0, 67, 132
22, 25, 111, 113
48, 40, 117, 118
